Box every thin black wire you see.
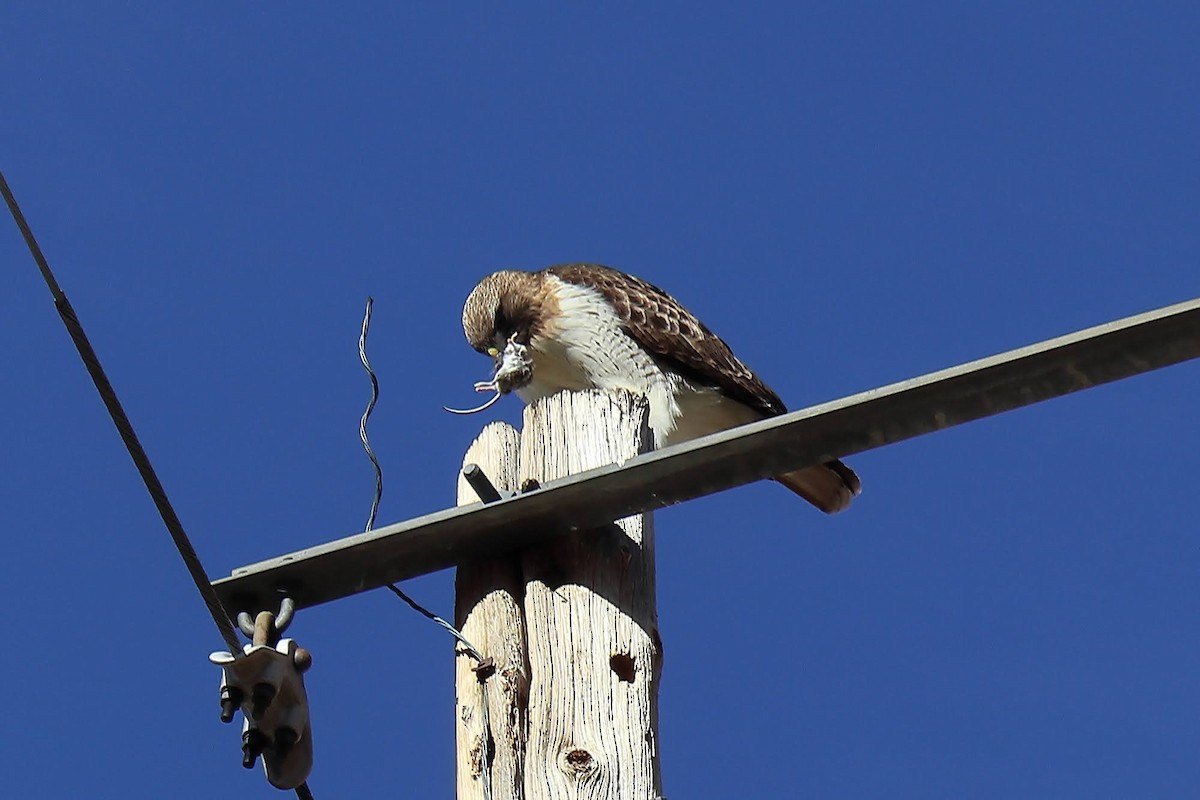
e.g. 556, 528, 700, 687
1, 168, 316, 800
358, 297, 383, 531
384, 583, 483, 661
355, 299, 494, 797
385, 581, 495, 798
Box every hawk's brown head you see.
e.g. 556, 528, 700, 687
460, 270, 552, 395
461, 270, 548, 356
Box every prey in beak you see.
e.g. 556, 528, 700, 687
443, 339, 534, 415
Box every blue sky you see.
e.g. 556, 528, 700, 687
2, 4, 1197, 798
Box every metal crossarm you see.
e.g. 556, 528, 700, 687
214, 297, 1200, 615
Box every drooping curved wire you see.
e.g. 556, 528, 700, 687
358, 297, 383, 531
355, 297, 495, 797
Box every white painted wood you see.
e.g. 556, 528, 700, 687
455, 422, 529, 800
519, 391, 662, 800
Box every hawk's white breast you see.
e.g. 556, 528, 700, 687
517, 275, 759, 446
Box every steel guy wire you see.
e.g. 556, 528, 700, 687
1, 169, 243, 655
1, 168, 318, 800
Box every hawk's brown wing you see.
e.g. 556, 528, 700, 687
544, 263, 787, 417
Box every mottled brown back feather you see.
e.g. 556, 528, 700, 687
544, 263, 787, 417
543, 263, 861, 513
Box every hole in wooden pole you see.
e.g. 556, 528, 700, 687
610, 652, 636, 682
565, 748, 593, 771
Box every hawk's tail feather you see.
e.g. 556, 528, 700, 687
775, 459, 861, 514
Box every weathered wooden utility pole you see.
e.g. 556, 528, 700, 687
455, 421, 527, 799
454, 391, 662, 800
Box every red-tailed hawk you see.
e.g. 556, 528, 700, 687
460, 263, 861, 513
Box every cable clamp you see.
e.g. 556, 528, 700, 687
210, 597, 313, 789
